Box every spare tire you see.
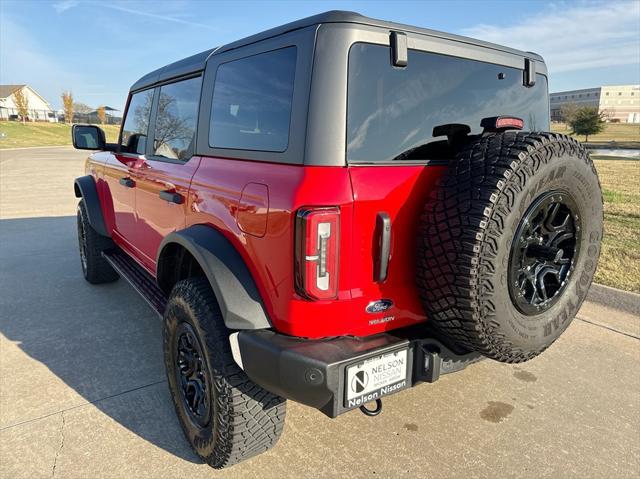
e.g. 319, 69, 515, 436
416, 132, 603, 363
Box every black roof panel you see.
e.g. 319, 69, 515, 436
213, 10, 542, 59
131, 10, 542, 92
130, 48, 216, 92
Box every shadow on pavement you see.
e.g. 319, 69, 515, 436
0, 215, 201, 464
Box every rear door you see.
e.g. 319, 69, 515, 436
345, 42, 550, 324
130, 75, 203, 271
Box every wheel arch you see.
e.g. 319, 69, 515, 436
157, 225, 271, 330
74, 175, 109, 237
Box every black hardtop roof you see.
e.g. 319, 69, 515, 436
131, 10, 542, 92
130, 48, 215, 92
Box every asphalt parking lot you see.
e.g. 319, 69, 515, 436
1, 147, 639, 478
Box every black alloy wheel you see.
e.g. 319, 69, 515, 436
77, 212, 88, 274
174, 322, 212, 428
508, 191, 581, 315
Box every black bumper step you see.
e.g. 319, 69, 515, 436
102, 249, 167, 317
235, 328, 483, 418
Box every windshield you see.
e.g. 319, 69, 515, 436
347, 43, 550, 163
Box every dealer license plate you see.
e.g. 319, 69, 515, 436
345, 349, 408, 408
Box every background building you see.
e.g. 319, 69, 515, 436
550, 84, 640, 123
0, 84, 57, 122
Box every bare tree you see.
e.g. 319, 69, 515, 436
97, 105, 106, 125
133, 93, 153, 135
73, 102, 92, 114
560, 102, 578, 123
62, 91, 74, 124
152, 93, 194, 158
13, 87, 29, 123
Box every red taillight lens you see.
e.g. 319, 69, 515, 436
295, 207, 340, 300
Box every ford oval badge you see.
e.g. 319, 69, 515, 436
366, 299, 394, 314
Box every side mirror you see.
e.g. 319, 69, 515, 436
125, 133, 146, 155
72, 124, 106, 150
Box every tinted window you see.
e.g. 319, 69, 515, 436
152, 76, 202, 161
210, 47, 296, 152
121, 89, 154, 155
347, 43, 550, 163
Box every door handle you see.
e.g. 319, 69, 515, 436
159, 190, 184, 204
374, 212, 391, 282
119, 177, 135, 188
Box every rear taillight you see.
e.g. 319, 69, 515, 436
295, 207, 340, 300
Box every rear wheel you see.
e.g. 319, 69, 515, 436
163, 278, 286, 469
417, 132, 603, 362
77, 201, 118, 284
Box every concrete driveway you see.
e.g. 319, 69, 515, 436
1, 147, 639, 478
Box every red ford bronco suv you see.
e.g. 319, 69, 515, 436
72, 11, 603, 469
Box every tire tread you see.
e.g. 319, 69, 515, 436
78, 201, 118, 284
164, 278, 285, 469
416, 132, 598, 363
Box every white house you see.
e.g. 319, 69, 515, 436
0, 84, 57, 122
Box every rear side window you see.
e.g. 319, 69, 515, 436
121, 89, 154, 155
210, 47, 296, 152
153, 76, 202, 161
347, 43, 550, 163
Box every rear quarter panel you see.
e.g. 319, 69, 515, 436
187, 156, 359, 338
187, 156, 447, 338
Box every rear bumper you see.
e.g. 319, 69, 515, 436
230, 326, 482, 418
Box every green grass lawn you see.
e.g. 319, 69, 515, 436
593, 159, 640, 292
3, 120, 637, 149
0, 121, 120, 149
552, 122, 640, 144
0, 122, 636, 292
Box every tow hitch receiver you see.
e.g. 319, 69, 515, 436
356, 339, 481, 418
414, 339, 482, 383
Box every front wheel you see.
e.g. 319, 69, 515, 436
163, 278, 286, 469
77, 201, 118, 284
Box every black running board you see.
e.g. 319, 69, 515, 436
102, 249, 167, 317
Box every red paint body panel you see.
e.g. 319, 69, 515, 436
186, 157, 355, 338
102, 153, 137, 243
87, 149, 446, 339
236, 183, 269, 238
347, 165, 447, 333
132, 157, 202, 271
186, 157, 446, 338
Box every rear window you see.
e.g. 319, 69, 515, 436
153, 76, 202, 162
347, 43, 549, 163
210, 47, 296, 152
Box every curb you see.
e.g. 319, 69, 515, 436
584, 145, 640, 151
587, 283, 640, 316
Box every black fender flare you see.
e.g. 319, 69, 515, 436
157, 225, 271, 330
74, 175, 109, 237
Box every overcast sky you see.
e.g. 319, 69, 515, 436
1, 0, 638, 110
